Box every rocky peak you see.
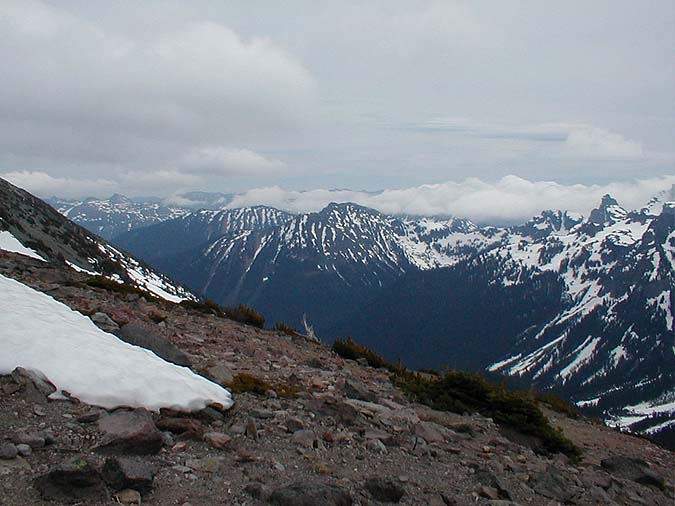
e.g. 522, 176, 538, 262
109, 194, 131, 205
588, 194, 627, 225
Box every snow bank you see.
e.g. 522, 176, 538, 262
0, 230, 45, 261
0, 274, 233, 412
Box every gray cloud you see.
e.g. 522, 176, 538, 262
0, 1, 672, 195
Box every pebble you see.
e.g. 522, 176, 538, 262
16, 444, 31, 457
0, 443, 18, 460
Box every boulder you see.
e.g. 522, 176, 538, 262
413, 421, 448, 445
0, 443, 18, 460
114, 488, 142, 504
96, 410, 163, 455
530, 467, 580, 503
102, 457, 157, 495
342, 379, 377, 402
116, 323, 191, 367
268, 482, 353, 506
10, 367, 56, 401
34, 456, 107, 502
90, 312, 119, 332
365, 477, 405, 503
155, 417, 205, 440
204, 432, 232, 449
601, 456, 664, 489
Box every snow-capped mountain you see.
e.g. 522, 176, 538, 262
0, 178, 193, 302
47, 191, 234, 240
111, 188, 674, 441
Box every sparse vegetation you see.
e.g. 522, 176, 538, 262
272, 322, 299, 336
224, 304, 265, 328
536, 392, 580, 419
394, 369, 580, 459
179, 299, 225, 317
224, 372, 300, 398
332, 338, 394, 370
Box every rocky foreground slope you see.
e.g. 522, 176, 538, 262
0, 251, 673, 506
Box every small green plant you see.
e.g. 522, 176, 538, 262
179, 299, 224, 317
224, 304, 265, 328
536, 393, 580, 419
332, 338, 402, 371
272, 322, 299, 336
224, 373, 300, 398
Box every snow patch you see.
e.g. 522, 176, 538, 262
0, 274, 232, 412
0, 231, 45, 261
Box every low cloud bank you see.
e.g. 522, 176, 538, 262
227, 175, 675, 224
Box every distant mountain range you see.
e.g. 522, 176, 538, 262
49, 184, 675, 443
46, 191, 234, 240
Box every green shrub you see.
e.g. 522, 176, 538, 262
332, 338, 392, 369
273, 322, 299, 336
224, 304, 265, 328
536, 393, 580, 419
179, 299, 224, 317
395, 370, 580, 459
224, 373, 299, 398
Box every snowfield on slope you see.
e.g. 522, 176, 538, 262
0, 274, 233, 412
0, 230, 45, 261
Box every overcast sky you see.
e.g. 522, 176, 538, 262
1, 1, 673, 220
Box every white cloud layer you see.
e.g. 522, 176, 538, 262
227, 175, 675, 224
0, 0, 315, 172
1, 171, 117, 198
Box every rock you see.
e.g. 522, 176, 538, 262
474, 470, 513, 501
356, 357, 369, 367
363, 429, 397, 446
600, 456, 665, 489
194, 406, 225, 424
413, 421, 447, 445
77, 409, 104, 423
204, 362, 234, 385
96, 410, 163, 455
204, 432, 232, 449
244, 482, 270, 500
102, 457, 156, 495
487, 502, 526, 506
10, 367, 56, 401
91, 312, 119, 331
116, 323, 191, 367
0, 443, 18, 460
285, 417, 306, 433
342, 379, 377, 402
156, 417, 205, 440
34, 455, 107, 502
292, 430, 318, 448
33, 404, 46, 416
365, 439, 387, 453
12, 432, 45, 448
530, 467, 580, 503
307, 397, 359, 425
245, 418, 259, 441
365, 477, 405, 503
479, 486, 500, 500
185, 457, 223, 473
268, 482, 353, 506
114, 488, 142, 504
16, 444, 31, 457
